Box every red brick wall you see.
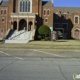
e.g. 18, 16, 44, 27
0, 7, 8, 37
43, 6, 53, 28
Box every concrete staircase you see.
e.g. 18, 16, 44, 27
5, 30, 32, 43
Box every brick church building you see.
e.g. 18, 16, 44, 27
54, 7, 80, 40
0, 0, 53, 43
0, 0, 80, 43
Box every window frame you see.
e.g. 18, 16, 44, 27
54, 23, 60, 28
1, 9, 3, 15
43, 9, 46, 16
61, 23, 68, 30
19, 0, 32, 13
0, 28, 4, 33
28, 1, 30, 12
1, 17, 5, 22
74, 15, 79, 24
20, 1, 23, 12
4, 9, 6, 14
47, 9, 50, 15
45, 18, 48, 23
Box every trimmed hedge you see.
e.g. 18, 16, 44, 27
38, 25, 50, 40
38, 25, 50, 35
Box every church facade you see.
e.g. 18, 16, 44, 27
0, 0, 80, 40
0, 0, 53, 41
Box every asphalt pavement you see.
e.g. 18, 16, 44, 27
0, 49, 80, 58
0, 49, 80, 80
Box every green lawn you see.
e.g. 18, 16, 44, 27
28, 40, 80, 46
0, 40, 80, 50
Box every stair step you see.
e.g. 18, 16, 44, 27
5, 30, 32, 43
5, 40, 29, 43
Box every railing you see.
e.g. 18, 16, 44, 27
9, 30, 25, 40
4, 29, 12, 39
5, 31, 32, 43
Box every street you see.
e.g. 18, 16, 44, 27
0, 49, 80, 80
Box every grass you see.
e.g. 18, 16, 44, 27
0, 40, 80, 50
28, 40, 80, 46
0, 38, 4, 44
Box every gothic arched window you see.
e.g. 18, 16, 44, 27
20, 1, 23, 12
20, 0, 31, 12
47, 10, 50, 15
28, 1, 30, 12
26, 1, 28, 12
23, 1, 25, 12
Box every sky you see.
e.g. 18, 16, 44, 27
3, 0, 80, 7
43, 0, 80, 7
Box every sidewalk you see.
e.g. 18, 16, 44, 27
0, 40, 80, 50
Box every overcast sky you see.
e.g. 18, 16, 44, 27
3, 0, 80, 7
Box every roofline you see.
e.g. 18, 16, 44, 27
54, 6, 80, 8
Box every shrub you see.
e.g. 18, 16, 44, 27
38, 35, 42, 39
38, 25, 50, 35
45, 37, 49, 41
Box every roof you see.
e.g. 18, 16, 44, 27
54, 7, 80, 14
0, 1, 8, 7
42, 1, 53, 6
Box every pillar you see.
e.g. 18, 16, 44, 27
17, 14, 19, 31
27, 16, 28, 31
11, 17, 13, 30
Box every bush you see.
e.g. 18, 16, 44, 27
38, 25, 50, 35
41, 39, 45, 41
38, 25, 51, 40
45, 37, 49, 41
38, 35, 42, 39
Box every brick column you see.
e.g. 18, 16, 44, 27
27, 16, 28, 31
11, 17, 13, 30
17, 15, 19, 31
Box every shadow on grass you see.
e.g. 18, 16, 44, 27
0, 39, 5, 44
56, 40, 68, 42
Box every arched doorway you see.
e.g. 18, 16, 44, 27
74, 29, 80, 39
19, 19, 27, 31
28, 21, 33, 31
13, 21, 17, 30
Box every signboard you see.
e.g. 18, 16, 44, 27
50, 26, 53, 31
52, 33, 56, 40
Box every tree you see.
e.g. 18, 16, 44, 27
38, 25, 50, 35
38, 25, 50, 40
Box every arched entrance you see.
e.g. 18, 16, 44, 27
13, 21, 17, 30
74, 29, 80, 39
28, 21, 33, 31
19, 19, 27, 31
